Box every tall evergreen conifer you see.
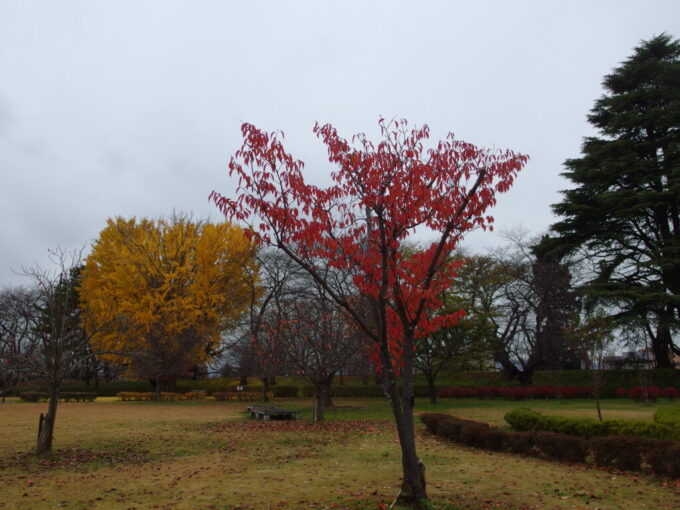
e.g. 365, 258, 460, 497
541, 35, 680, 367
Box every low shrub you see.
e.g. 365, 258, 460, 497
603, 419, 677, 440
647, 444, 680, 478
628, 386, 662, 401
117, 392, 154, 401
661, 387, 679, 400
503, 408, 543, 431
19, 391, 96, 402
423, 411, 680, 476
436, 418, 465, 442
505, 408, 679, 440
60, 392, 96, 402
19, 391, 49, 402
420, 413, 449, 435
615, 388, 628, 398
212, 391, 269, 401
459, 422, 493, 449
590, 435, 661, 471
271, 385, 299, 398
506, 430, 536, 454
475, 427, 510, 451
534, 431, 589, 463
438, 384, 595, 400
182, 390, 207, 400
654, 406, 680, 428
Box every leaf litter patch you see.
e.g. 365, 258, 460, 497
1, 445, 151, 472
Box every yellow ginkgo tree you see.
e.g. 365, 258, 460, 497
80, 214, 258, 393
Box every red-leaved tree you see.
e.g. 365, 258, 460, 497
211, 118, 528, 507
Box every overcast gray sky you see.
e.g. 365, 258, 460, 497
1, 1, 679, 286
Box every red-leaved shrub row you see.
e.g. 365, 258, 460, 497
614, 386, 678, 401
438, 385, 594, 400
420, 413, 680, 478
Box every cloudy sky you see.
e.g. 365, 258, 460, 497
1, 1, 679, 286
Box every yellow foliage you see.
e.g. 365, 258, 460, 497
80, 215, 258, 381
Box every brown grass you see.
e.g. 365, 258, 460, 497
0, 399, 677, 509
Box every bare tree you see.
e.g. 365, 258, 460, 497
10, 248, 102, 455
0, 286, 37, 402
490, 231, 579, 384
236, 249, 299, 401
277, 273, 367, 422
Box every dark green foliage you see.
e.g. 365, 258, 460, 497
603, 419, 678, 440
19, 391, 96, 402
654, 406, 680, 427
541, 34, 680, 367
505, 408, 679, 440
19, 391, 49, 402
23, 370, 677, 398
503, 408, 544, 431
533, 431, 589, 463
270, 386, 299, 397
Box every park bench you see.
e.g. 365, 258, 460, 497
246, 405, 300, 421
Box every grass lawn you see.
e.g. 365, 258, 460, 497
0, 397, 678, 509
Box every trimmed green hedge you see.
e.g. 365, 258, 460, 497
19, 391, 97, 402
505, 408, 680, 441
654, 406, 680, 428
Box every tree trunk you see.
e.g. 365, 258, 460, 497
160, 376, 177, 393
312, 381, 333, 422
516, 370, 533, 386
36, 386, 59, 455
379, 344, 427, 508
313, 386, 326, 423
261, 377, 270, 402
426, 374, 437, 404
153, 378, 161, 401
652, 313, 673, 368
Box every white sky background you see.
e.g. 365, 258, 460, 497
1, 0, 679, 286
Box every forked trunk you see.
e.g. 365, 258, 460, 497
36, 386, 59, 455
